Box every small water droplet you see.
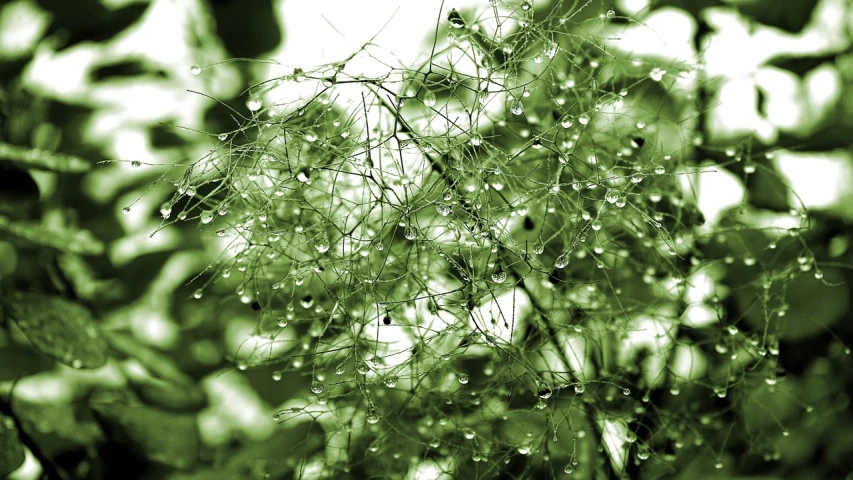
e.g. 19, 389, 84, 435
491, 269, 507, 283
384, 376, 398, 388
246, 96, 262, 112
366, 408, 381, 424
314, 233, 330, 253
272, 370, 282, 381
190, 65, 201, 75
510, 100, 524, 116
200, 210, 214, 224
122, 206, 131, 214
654, 165, 666, 175
447, 8, 465, 28
458, 373, 470, 384
311, 381, 325, 394
131, 160, 142, 168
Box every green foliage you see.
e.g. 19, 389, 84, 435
0, 413, 26, 478
1, 292, 108, 369
0, 0, 852, 479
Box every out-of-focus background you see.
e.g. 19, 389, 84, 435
1, 0, 853, 479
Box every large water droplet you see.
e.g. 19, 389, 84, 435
200, 211, 214, 224
311, 381, 325, 394
555, 254, 569, 269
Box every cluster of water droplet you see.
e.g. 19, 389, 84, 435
136, 1, 842, 478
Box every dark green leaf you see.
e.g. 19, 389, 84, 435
0, 141, 90, 173
0, 413, 25, 478
0, 344, 55, 382
0, 215, 104, 255
1, 291, 108, 368
90, 402, 200, 469
133, 380, 207, 412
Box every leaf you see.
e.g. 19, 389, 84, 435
90, 402, 200, 469
1, 291, 108, 369
0, 215, 105, 255
104, 331, 193, 384
133, 380, 207, 412
0, 141, 90, 173
0, 344, 55, 382
0, 413, 25, 478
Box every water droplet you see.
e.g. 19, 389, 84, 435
555, 254, 569, 269
605, 189, 619, 204
447, 8, 465, 28
423, 89, 436, 108
404, 227, 417, 240
590, 220, 602, 231
436, 203, 452, 216
560, 115, 574, 128
159, 203, 172, 219
574, 383, 585, 394
726, 325, 738, 335
131, 160, 142, 168
311, 381, 325, 394
538, 383, 552, 399
185, 186, 197, 197
543, 40, 558, 59
384, 376, 398, 388
217, 133, 228, 141
654, 165, 666, 175
122, 206, 131, 214
276, 317, 288, 328
304, 129, 318, 142
622, 388, 631, 396
190, 65, 201, 75
713, 387, 727, 398
520, 0, 532, 11
192, 288, 203, 299
314, 233, 330, 253
510, 100, 524, 116
272, 370, 282, 381
246, 96, 262, 112
457, 373, 470, 385
200, 211, 214, 224
564, 464, 574, 474
605, 8, 615, 19
366, 408, 381, 424
462, 427, 476, 439
491, 269, 507, 283
300, 295, 314, 309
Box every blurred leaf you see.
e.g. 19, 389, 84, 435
105, 331, 193, 384
0, 166, 39, 220
132, 380, 207, 412
0, 141, 90, 173
56, 253, 126, 302
0, 215, 105, 256
1, 291, 108, 369
740, 268, 849, 341
90, 402, 200, 470
0, 344, 55, 382
0, 413, 25, 478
